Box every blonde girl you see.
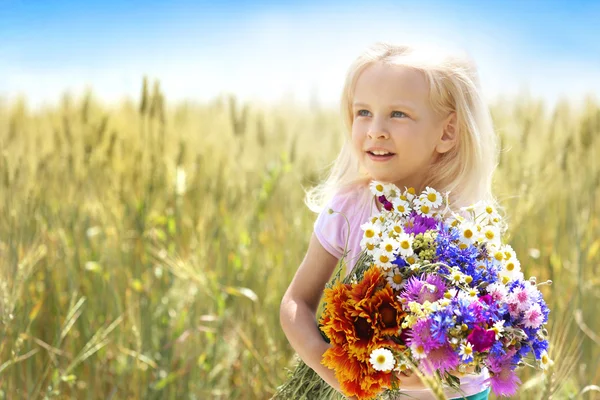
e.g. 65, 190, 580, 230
280, 42, 498, 400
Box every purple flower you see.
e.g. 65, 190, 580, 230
486, 350, 521, 396
487, 367, 521, 396
467, 326, 495, 352
420, 344, 460, 376
407, 319, 440, 352
404, 211, 439, 235
400, 274, 446, 304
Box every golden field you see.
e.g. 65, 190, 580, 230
0, 80, 598, 399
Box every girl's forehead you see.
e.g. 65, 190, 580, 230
353, 63, 429, 106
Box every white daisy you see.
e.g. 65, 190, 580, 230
403, 187, 417, 201
404, 252, 419, 263
479, 225, 501, 246
373, 249, 395, 270
459, 342, 474, 362
361, 221, 381, 241
466, 287, 479, 299
419, 187, 443, 208
397, 233, 414, 257
502, 257, 522, 279
413, 198, 434, 217
498, 271, 513, 286
539, 350, 554, 370
502, 244, 517, 263
380, 237, 399, 256
393, 358, 411, 374
392, 198, 412, 217
488, 243, 505, 264
410, 343, 427, 360
390, 221, 404, 236
383, 182, 401, 200
449, 267, 465, 285
491, 320, 505, 340
386, 268, 406, 290
370, 181, 386, 197
369, 348, 396, 372
458, 221, 478, 246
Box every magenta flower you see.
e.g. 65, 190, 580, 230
378, 195, 394, 211
400, 274, 446, 304
420, 344, 460, 376
467, 326, 495, 352
486, 352, 521, 396
407, 319, 439, 352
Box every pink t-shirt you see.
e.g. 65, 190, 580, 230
313, 184, 491, 399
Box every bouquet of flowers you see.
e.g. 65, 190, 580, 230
274, 181, 552, 400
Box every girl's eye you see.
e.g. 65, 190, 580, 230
357, 109, 371, 117
392, 111, 408, 118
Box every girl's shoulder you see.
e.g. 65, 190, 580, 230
324, 183, 373, 216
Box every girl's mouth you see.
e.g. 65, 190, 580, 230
367, 151, 396, 161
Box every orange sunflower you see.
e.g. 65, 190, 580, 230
322, 344, 393, 399
371, 285, 407, 337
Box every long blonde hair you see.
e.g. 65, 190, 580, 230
306, 42, 500, 212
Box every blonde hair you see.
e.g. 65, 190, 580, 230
306, 42, 500, 213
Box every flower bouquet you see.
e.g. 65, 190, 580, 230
274, 182, 552, 400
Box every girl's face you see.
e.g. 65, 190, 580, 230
351, 62, 456, 191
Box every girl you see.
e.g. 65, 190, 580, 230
279, 42, 498, 400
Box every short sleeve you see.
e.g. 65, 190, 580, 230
313, 193, 351, 259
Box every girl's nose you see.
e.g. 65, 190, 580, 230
367, 128, 390, 139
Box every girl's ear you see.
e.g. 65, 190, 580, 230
436, 112, 458, 154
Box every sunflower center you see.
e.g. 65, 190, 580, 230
354, 317, 374, 340
380, 305, 397, 328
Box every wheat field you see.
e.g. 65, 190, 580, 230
0, 79, 598, 399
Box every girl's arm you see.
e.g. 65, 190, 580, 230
279, 233, 349, 395
280, 233, 439, 394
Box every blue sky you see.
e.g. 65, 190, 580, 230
1, 0, 599, 108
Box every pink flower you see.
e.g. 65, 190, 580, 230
467, 326, 495, 352
486, 351, 521, 396
508, 286, 531, 313
488, 366, 521, 396
523, 303, 544, 329
420, 344, 460, 376
407, 319, 439, 352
